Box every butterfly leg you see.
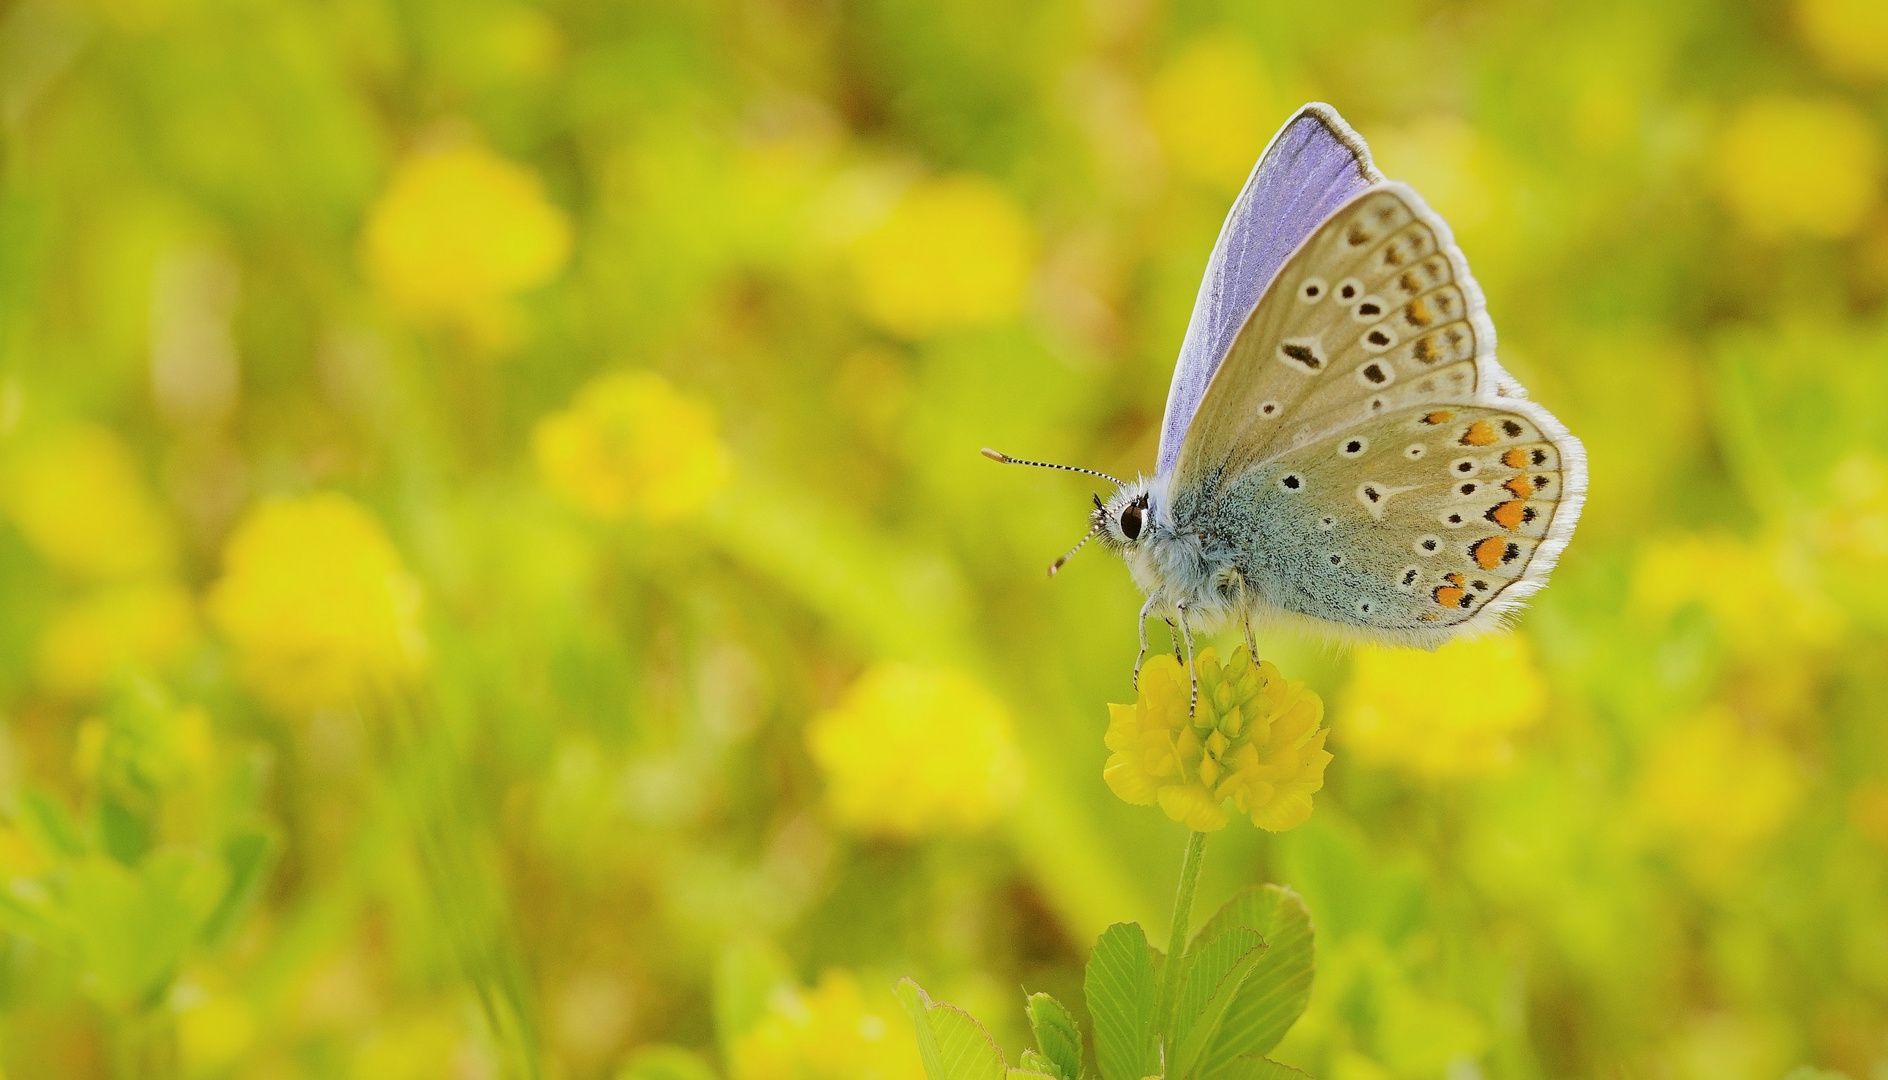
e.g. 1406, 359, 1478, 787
1165, 618, 1182, 661
1242, 613, 1259, 665
1132, 595, 1156, 690
1175, 601, 1198, 718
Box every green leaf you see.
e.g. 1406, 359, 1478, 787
1169, 927, 1265, 1080
1193, 886, 1316, 1072
897, 978, 1009, 1080
1085, 922, 1160, 1080
1201, 1056, 1316, 1080
200, 827, 277, 949
1023, 992, 1082, 1080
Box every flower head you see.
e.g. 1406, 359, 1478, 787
1338, 634, 1545, 780
362, 142, 572, 330
1104, 647, 1330, 833
532, 371, 732, 522
807, 663, 1024, 839
730, 970, 923, 1080
1148, 35, 1273, 193
1796, 0, 1888, 81
1713, 96, 1882, 239
37, 582, 198, 697
3, 425, 175, 581
207, 494, 426, 713
850, 175, 1036, 338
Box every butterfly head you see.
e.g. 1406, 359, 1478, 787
1094, 481, 1156, 551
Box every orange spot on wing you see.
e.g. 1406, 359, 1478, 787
1501, 448, 1528, 469
1444, 572, 1465, 586
1503, 476, 1534, 498
1489, 500, 1527, 530
1472, 537, 1505, 570
1423, 410, 1453, 425
1460, 420, 1498, 446
1433, 585, 1466, 608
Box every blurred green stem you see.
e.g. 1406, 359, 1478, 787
1158, 830, 1208, 1064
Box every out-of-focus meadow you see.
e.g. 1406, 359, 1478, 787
2, 0, 1888, 1076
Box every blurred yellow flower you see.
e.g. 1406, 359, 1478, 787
1104, 647, 1330, 833
3, 425, 175, 581
361, 142, 572, 325
1338, 635, 1546, 780
532, 371, 732, 521
1713, 96, 1882, 239
731, 970, 923, 1080
1796, 0, 1888, 81
207, 494, 426, 712
850, 175, 1036, 338
1148, 34, 1273, 192
178, 993, 256, 1074
36, 582, 197, 697
806, 662, 1023, 839
1640, 710, 1803, 879
1632, 532, 1840, 654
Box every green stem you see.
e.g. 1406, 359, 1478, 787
1158, 829, 1209, 1069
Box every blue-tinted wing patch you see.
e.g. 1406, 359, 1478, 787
1156, 103, 1381, 476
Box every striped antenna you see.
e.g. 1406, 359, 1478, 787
1047, 521, 1104, 578
980, 448, 1122, 487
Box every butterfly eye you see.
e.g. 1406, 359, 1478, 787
1119, 503, 1143, 541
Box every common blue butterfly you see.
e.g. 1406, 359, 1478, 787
987, 103, 1587, 705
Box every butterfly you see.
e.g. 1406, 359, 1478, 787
986, 103, 1586, 707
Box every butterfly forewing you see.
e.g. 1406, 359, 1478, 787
1158, 105, 1381, 475
1175, 184, 1503, 486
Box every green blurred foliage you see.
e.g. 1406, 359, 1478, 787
0, 0, 1885, 1077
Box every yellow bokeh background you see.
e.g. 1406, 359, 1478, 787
0, 2, 1885, 1079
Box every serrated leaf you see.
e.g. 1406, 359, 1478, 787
1169, 927, 1265, 1080
1193, 886, 1316, 1072
1024, 992, 1082, 1080
897, 978, 1009, 1080
1084, 923, 1160, 1080
1201, 1056, 1317, 1080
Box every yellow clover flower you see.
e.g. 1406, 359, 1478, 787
3, 425, 175, 581
207, 494, 427, 713
1104, 647, 1330, 833
850, 174, 1036, 338
1713, 96, 1882, 239
730, 970, 923, 1080
1640, 709, 1803, 883
361, 142, 572, 331
1148, 34, 1274, 193
532, 370, 732, 522
1338, 634, 1546, 780
37, 581, 198, 697
807, 663, 1024, 840
1796, 0, 1888, 82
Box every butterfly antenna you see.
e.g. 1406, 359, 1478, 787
980, 448, 1122, 487
1048, 521, 1105, 578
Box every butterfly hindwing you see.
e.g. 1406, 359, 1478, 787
1158, 104, 1381, 475
1212, 402, 1584, 639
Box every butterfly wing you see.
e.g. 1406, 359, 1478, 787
1173, 185, 1586, 642
1156, 103, 1382, 477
